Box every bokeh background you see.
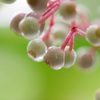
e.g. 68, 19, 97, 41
0, 0, 100, 100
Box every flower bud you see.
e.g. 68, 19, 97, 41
86, 25, 100, 47
44, 46, 65, 70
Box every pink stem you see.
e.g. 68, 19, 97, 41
77, 28, 86, 37
42, 26, 52, 41
38, 3, 59, 24
60, 28, 76, 50
69, 34, 74, 51
47, 0, 57, 8
49, 14, 54, 26
42, 2, 57, 16
42, 15, 54, 41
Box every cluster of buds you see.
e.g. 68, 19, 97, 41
1, 0, 100, 71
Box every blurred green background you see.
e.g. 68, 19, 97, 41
0, 0, 100, 100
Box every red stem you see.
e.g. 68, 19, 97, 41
42, 2, 58, 16
60, 27, 76, 50
38, 3, 59, 24
42, 15, 54, 41
69, 34, 74, 51
42, 26, 52, 41
47, 0, 57, 8
77, 28, 86, 37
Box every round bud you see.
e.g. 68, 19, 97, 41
76, 47, 97, 70
64, 46, 76, 68
0, 0, 16, 4
59, 1, 76, 20
51, 22, 69, 40
10, 13, 26, 35
27, 0, 48, 15
19, 16, 40, 39
26, 12, 45, 34
27, 38, 47, 62
51, 22, 69, 46
86, 25, 100, 47
44, 46, 65, 70
43, 37, 53, 48
95, 90, 100, 100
